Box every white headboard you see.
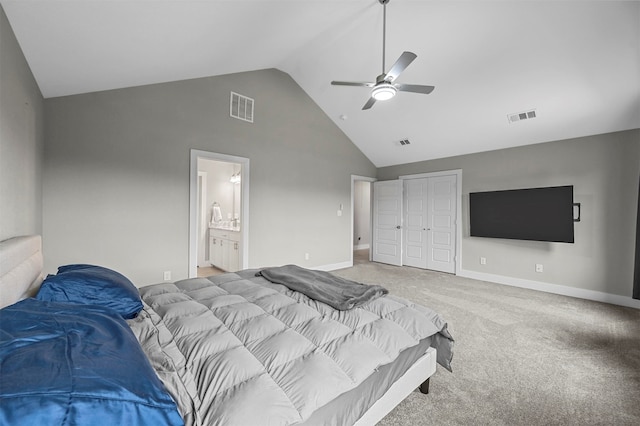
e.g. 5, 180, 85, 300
0, 235, 44, 308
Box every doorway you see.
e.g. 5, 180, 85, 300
189, 150, 250, 278
351, 175, 376, 266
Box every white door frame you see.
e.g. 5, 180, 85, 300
189, 149, 250, 278
197, 171, 208, 267
399, 169, 462, 274
351, 175, 377, 266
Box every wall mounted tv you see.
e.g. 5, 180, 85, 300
469, 185, 576, 243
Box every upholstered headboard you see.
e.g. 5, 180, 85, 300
0, 235, 44, 308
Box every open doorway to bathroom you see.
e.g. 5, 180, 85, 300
351, 175, 376, 266
189, 150, 249, 278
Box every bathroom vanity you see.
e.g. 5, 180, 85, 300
208, 225, 241, 272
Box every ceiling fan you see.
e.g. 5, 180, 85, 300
331, 0, 434, 110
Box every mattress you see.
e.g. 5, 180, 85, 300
301, 336, 433, 425
129, 270, 453, 425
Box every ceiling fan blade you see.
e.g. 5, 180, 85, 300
395, 83, 435, 94
331, 81, 375, 87
362, 97, 377, 110
385, 51, 417, 82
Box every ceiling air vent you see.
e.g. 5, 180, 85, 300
508, 109, 536, 124
230, 92, 254, 123
398, 139, 411, 146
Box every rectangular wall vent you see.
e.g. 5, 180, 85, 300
398, 139, 411, 146
508, 109, 537, 124
230, 92, 254, 123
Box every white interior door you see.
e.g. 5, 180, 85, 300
372, 180, 403, 266
403, 178, 428, 268
426, 175, 457, 273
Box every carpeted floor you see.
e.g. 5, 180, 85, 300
334, 251, 640, 425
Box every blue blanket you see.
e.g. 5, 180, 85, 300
0, 299, 183, 425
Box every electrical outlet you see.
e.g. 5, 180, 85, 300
304, 253, 310, 261
163, 271, 172, 281
480, 257, 487, 265
535, 264, 544, 273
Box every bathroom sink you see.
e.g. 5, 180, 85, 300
209, 222, 240, 232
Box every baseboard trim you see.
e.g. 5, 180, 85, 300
458, 269, 640, 309
354, 244, 370, 250
316, 261, 353, 272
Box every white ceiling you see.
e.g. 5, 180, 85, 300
2, 0, 639, 167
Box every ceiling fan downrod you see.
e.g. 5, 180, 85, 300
380, 0, 390, 75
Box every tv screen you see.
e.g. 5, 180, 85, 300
469, 185, 575, 243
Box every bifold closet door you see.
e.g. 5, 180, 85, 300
402, 175, 457, 273
403, 178, 429, 268
373, 175, 457, 273
425, 175, 456, 273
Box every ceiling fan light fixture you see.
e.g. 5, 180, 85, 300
371, 83, 397, 101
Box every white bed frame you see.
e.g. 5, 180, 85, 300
354, 347, 437, 425
0, 235, 437, 425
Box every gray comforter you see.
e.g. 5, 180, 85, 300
128, 270, 454, 426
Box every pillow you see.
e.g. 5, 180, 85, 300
36, 264, 143, 319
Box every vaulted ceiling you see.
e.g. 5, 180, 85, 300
3, 0, 639, 167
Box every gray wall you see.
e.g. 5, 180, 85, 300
378, 129, 640, 298
0, 6, 44, 241
43, 69, 376, 285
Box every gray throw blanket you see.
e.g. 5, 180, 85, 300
256, 264, 388, 310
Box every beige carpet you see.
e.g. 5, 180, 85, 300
334, 253, 640, 425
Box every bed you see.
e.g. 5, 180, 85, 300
0, 235, 454, 425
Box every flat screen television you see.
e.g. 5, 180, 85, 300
469, 185, 575, 243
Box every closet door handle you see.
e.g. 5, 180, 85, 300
396, 225, 401, 229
